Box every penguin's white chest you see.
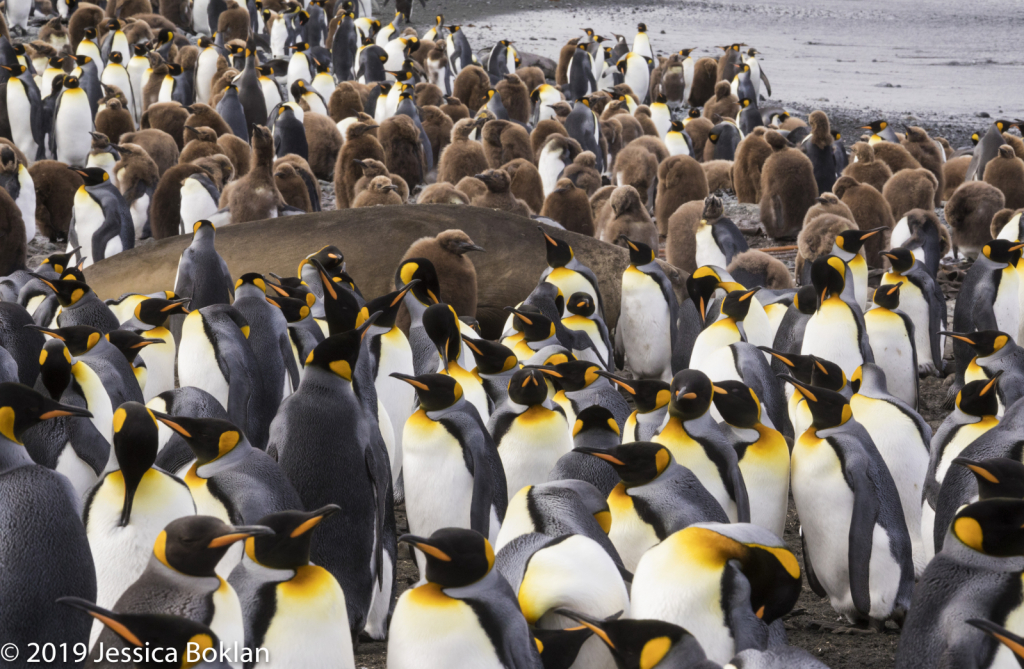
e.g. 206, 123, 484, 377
863, 309, 916, 407
209, 578, 245, 668
178, 312, 231, 408
695, 225, 728, 269
72, 189, 107, 269
261, 566, 354, 668
619, 267, 672, 381
994, 267, 1020, 337
16, 167, 37, 240
56, 444, 99, 499
883, 275, 933, 372
495, 406, 573, 500
158, 75, 176, 103
802, 297, 864, 378
544, 267, 598, 317
735, 428, 790, 539
56, 93, 94, 165
606, 483, 661, 572
6, 79, 38, 159
402, 411, 476, 541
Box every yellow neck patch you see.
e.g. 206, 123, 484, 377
954, 517, 984, 552
0, 406, 18, 443
640, 637, 672, 669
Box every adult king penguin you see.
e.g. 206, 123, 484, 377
863, 282, 919, 409
880, 247, 945, 377
68, 166, 135, 268
801, 256, 874, 378
616, 237, 680, 382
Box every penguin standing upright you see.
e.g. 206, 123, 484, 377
831, 227, 886, 311
396, 258, 443, 376
121, 296, 189, 402
689, 287, 763, 367
863, 282, 919, 408
783, 375, 914, 629
68, 166, 135, 268
616, 237, 680, 382
83, 402, 195, 617
880, 247, 945, 377
0, 383, 97, 656
174, 220, 234, 310
539, 230, 605, 319
566, 43, 596, 101
562, 293, 612, 369
5, 64, 44, 162
238, 39, 269, 136
801, 256, 874, 378
564, 98, 604, 173
269, 328, 395, 639
652, 370, 750, 523
233, 273, 300, 405
423, 303, 490, 419
51, 75, 95, 166
227, 506, 355, 669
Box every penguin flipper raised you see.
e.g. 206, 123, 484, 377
847, 452, 880, 619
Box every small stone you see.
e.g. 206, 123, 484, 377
977, 111, 991, 118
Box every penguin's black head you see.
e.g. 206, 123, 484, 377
507, 368, 549, 406
569, 405, 620, 444
357, 281, 419, 330
758, 347, 813, 382
266, 295, 311, 324
881, 247, 915, 273
157, 516, 273, 577
712, 380, 762, 428
157, 29, 175, 46
58, 598, 223, 663
982, 239, 1024, 265
955, 372, 1002, 417
166, 62, 183, 76
944, 330, 1013, 358
953, 499, 1024, 557
861, 120, 888, 133
668, 370, 718, 421
106, 330, 162, 365
423, 303, 463, 370
563, 293, 594, 319
668, 120, 685, 133
555, 610, 704, 669
152, 413, 245, 466
597, 372, 670, 414
112, 402, 159, 526
779, 375, 851, 431
391, 372, 462, 411
396, 258, 441, 307
303, 244, 345, 274
872, 281, 902, 310
506, 306, 556, 342
244, 505, 340, 570
108, 51, 124, 65
191, 220, 216, 238
38, 248, 80, 276
234, 273, 268, 297
28, 273, 90, 307
532, 627, 593, 669
620, 236, 655, 266
809, 255, 847, 303
462, 336, 518, 376
954, 456, 1024, 502
132, 43, 149, 56
399, 528, 494, 587
720, 286, 760, 321
29, 325, 104, 356
312, 261, 366, 335
539, 227, 575, 268
809, 356, 847, 392
834, 227, 886, 255
134, 297, 190, 328
792, 284, 818, 315
578, 441, 672, 487
0, 382, 91, 444
38, 339, 73, 400
684, 272, 725, 326
83, 26, 97, 39
539, 360, 600, 393
636, 22, 647, 32
305, 326, 370, 381
71, 165, 108, 186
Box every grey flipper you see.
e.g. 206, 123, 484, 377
730, 342, 794, 439
724, 559, 770, 654
712, 220, 750, 267
801, 526, 826, 597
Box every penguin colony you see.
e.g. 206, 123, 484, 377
0, 2, 1023, 667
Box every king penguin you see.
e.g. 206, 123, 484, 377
538, 360, 630, 430
30, 273, 119, 332
51, 75, 94, 167
233, 273, 301, 405
863, 282, 919, 408
121, 296, 190, 402
68, 166, 135, 268
423, 302, 491, 419
947, 329, 1024, 415
539, 228, 605, 319
880, 247, 946, 377
462, 334, 520, 410
602, 374, 670, 444
800, 256, 874, 378
616, 237, 681, 382
396, 257, 443, 376
831, 227, 886, 311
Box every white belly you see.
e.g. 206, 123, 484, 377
100, 68, 134, 115
260, 570, 355, 668
16, 168, 37, 239
607, 488, 661, 572
496, 407, 573, 500
7, 80, 38, 161
801, 302, 864, 379
209, 580, 245, 669
387, 588, 505, 669
375, 331, 415, 486
863, 309, 917, 408
55, 443, 99, 500
158, 76, 175, 103
619, 270, 672, 381
695, 227, 728, 269
129, 193, 150, 239
178, 312, 231, 409
883, 277, 934, 373
995, 268, 1020, 338
56, 105, 93, 167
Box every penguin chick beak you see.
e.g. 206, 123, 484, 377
208, 525, 274, 548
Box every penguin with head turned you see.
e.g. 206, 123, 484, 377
862, 282, 919, 409
233, 272, 301, 403
880, 246, 946, 377
539, 229, 605, 319
946, 330, 1024, 415
547, 405, 622, 496
174, 220, 234, 311
461, 335, 519, 409
31, 272, 120, 332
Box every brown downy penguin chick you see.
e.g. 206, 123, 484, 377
943, 155, 973, 201
206, 67, 239, 109
689, 57, 718, 106
216, 133, 251, 177
703, 160, 734, 192
159, 0, 191, 36
142, 58, 169, 113
901, 126, 945, 206
563, 151, 602, 197
631, 135, 669, 164
600, 118, 623, 170
759, 130, 819, 239
590, 184, 617, 237
123, 19, 154, 44
105, 0, 153, 18
380, 114, 426, 189
352, 175, 403, 208
555, 39, 578, 85
39, 17, 69, 49
185, 103, 232, 137
67, 3, 104, 51
870, 141, 921, 175
273, 162, 312, 212
796, 213, 857, 281
495, 73, 530, 124
843, 142, 893, 192
141, 101, 190, 150
728, 250, 794, 289
471, 169, 532, 216
333, 121, 385, 209
684, 116, 714, 161
414, 83, 444, 109
192, 154, 235, 189
439, 95, 470, 122
611, 143, 658, 206
731, 127, 772, 203
530, 119, 568, 157
990, 208, 1024, 239
655, 154, 709, 238
901, 207, 952, 257
217, 0, 251, 42
453, 65, 491, 112
540, 178, 594, 236
328, 82, 365, 122
983, 145, 1024, 210
882, 168, 939, 221
515, 66, 545, 94
420, 105, 452, 167
94, 98, 135, 144
114, 143, 159, 233
803, 192, 855, 226
437, 118, 488, 185
119, 129, 180, 175
0, 186, 25, 274
1002, 133, 1024, 160
832, 175, 895, 266
633, 106, 660, 137
703, 81, 740, 122
149, 164, 205, 237
455, 176, 487, 201
27, 161, 83, 242
614, 114, 643, 146
548, 101, 573, 121
600, 99, 628, 120
274, 154, 317, 208
301, 112, 342, 181
175, 45, 199, 72
945, 181, 1007, 258
225, 125, 287, 224
400, 229, 483, 319
503, 158, 544, 214
667, 194, 722, 272
418, 183, 470, 205
778, 115, 808, 132
179, 125, 224, 163
353, 159, 409, 203
601, 185, 658, 250
481, 119, 533, 169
